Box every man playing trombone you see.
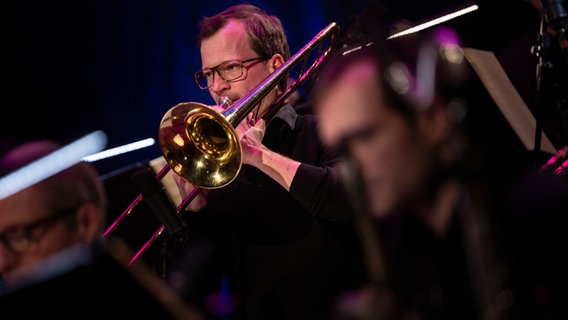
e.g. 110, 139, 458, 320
163, 3, 367, 320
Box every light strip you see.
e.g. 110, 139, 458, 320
388, 4, 479, 39
82, 138, 155, 162
0, 130, 108, 200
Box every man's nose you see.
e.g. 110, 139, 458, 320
210, 72, 230, 93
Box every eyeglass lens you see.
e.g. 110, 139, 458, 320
195, 58, 261, 89
0, 206, 79, 254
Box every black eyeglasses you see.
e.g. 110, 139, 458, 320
194, 57, 264, 89
0, 205, 81, 254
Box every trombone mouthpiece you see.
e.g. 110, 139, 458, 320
218, 96, 232, 109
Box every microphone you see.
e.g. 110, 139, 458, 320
542, 0, 568, 60
131, 166, 186, 235
542, 0, 567, 30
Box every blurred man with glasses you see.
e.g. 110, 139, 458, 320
0, 139, 107, 291
0, 139, 203, 319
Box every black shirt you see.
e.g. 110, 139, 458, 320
169, 104, 367, 320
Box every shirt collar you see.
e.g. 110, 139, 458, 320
270, 103, 297, 130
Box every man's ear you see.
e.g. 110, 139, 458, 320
418, 99, 452, 146
268, 54, 285, 73
75, 202, 103, 243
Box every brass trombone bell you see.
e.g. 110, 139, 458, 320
159, 102, 242, 189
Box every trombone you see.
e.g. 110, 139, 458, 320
104, 22, 340, 265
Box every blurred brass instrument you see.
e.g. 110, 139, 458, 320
540, 145, 568, 177
104, 22, 340, 264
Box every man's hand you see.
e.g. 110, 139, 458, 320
235, 113, 267, 165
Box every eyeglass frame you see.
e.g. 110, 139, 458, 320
0, 204, 82, 254
194, 57, 265, 89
